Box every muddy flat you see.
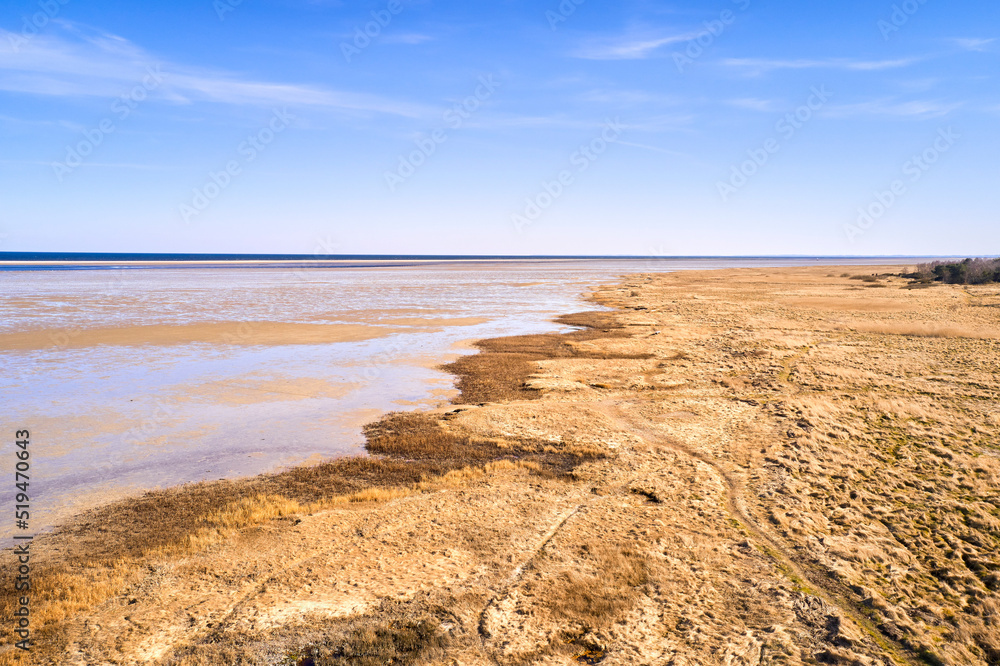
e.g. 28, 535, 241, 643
3, 266, 999, 665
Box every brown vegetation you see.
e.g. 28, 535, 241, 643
445, 311, 649, 404
546, 544, 650, 627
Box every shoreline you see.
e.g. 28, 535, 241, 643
0, 279, 628, 665
2, 265, 619, 546
1, 305, 622, 550
0, 257, 930, 272
5, 264, 1000, 665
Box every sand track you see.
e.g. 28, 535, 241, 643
599, 402, 916, 666
478, 504, 584, 659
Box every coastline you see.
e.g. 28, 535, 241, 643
0, 280, 627, 665
5, 265, 1000, 665
1, 263, 622, 544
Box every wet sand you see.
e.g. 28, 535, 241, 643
0, 322, 402, 350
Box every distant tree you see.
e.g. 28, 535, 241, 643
915, 258, 1000, 285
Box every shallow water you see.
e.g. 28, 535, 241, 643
0, 258, 909, 540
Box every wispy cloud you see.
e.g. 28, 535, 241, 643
620, 114, 696, 133
892, 78, 941, 93
454, 112, 692, 134
822, 98, 963, 119
381, 33, 433, 45
572, 32, 699, 60
0, 158, 175, 169
723, 56, 922, 74
725, 98, 776, 112
951, 37, 995, 52
578, 89, 683, 107
0, 22, 430, 117
456, 114, 621, 131
0, 114, 80, 130
616, 140, 688, 157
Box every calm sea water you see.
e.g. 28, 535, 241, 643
0, 258, 912, 540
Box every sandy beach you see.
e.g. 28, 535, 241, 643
3, 265, 999, 665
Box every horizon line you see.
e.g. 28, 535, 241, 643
0, 252, 987, 262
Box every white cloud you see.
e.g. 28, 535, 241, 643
381, 33, 433, 45
455, 114, 618, 131
579, 89, 683, 106
616, 140, 688, 157
722, 56, 922, 74
892, 78, 941, 93
822, 98, 963, 119
951, 37, 995, 52
454, 112, 692, 133
0, 22, 430, 117
725, 98, 776, 112
572, 32, 699, 60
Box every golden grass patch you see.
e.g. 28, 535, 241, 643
847, 322, 1000, 339
784, 298, 911, 312
546, 544, 650, 628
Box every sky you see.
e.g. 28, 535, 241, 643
0, 0, 997, 256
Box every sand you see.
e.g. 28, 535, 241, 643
0, 322, 400, 350
4, 266, 999, 665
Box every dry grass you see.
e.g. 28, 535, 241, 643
847, 322, 1000, 339
163, 596, 456, 666
0, 564, 134, 666
291, 618, 444, 666
547, 543, 650, 628
363, 411, 523, 461
161, 494, 304, 555
425, 460, 544, 489
0, 457, 450, 661
784, 298, 910, 312
0, 452, 448, 657
0, 456, 516, 659
159, 541, 653, 666
446, 311, 648, 404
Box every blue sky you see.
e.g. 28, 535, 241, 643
1, 0, 997, 256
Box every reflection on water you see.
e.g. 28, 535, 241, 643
0, 258, 902, 539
